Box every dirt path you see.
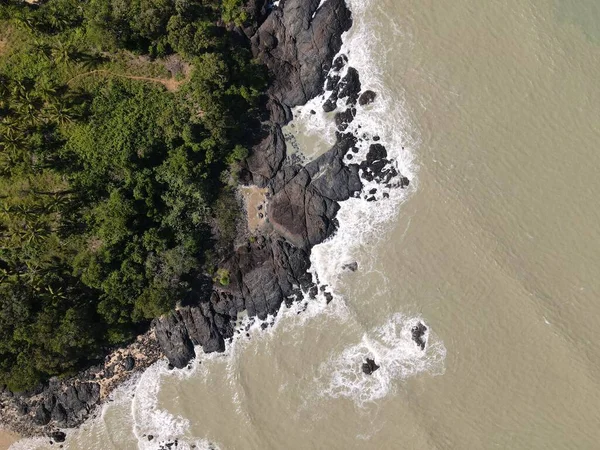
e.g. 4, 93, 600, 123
67, 69, 185, 92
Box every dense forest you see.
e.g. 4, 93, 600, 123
0, 0, 265, 391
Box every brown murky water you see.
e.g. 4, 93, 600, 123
13, 0, 600, 449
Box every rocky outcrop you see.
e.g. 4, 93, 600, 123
251, 0, 352, 108
0, 330, 161, 437
268, 133, 362, 249
154, 237, 312, 367
245, 0, 353, 187
153, 0, 356, 370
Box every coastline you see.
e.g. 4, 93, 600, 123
1, 0, 415, 443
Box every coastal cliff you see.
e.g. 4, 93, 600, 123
0, 0, 409, 439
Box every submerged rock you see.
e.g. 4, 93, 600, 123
362, 358, 380, 375
342, 262, 358, 272
358, 90, 377, 106
411, 322, 427, 350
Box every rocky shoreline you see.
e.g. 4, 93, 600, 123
0, 0, 419, 442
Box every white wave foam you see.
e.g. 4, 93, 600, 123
293, 0, 419, 292
318, 314, 446, 406
290, 0, 446, 406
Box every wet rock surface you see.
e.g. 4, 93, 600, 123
0, 331, 161, 438
411, 322, 428, 350
358, 90, 377, 106
362, 358, 380, 375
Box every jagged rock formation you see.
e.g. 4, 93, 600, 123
154, 0, 355, 369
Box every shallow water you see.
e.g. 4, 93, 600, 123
13, 0, 600, 448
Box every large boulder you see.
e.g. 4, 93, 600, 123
153, 313, 196, 369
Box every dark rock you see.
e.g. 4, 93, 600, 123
153, 313, 196, 369
76, 383, 100, 405
268, 134, 362, 249
332, 54, 348, 72
43, 394, 56, 412
322, 92, 338, 113
365, 143, 387, 163
310, 109, 316, 115
324, 292, 333, 304
123, 356, 135, 371
334, 108, 356, 131
359, 143, 400, 185
362, 358, 380, 375
325, 74, 340, 91
346, 154, 353, 160
50, 431, 66, 443
245, 125, 286, 187
51, 403, 67, 424
337, 67, 361, 104
358, 90, 377, 106
369, 188, 377, 194
373, 135, 380, 141
34, 405, 51, 425
400, 176, 410, 188
411, 323, 427, 350
148, 435, 154, 441
16, 402, 28, 416
251, 0, 352, 107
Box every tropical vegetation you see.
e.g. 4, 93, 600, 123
0, 0, 265, 390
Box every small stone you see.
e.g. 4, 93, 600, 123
148, 435, 154, 441
362, 358, 380, 375
358, 90, 377, 106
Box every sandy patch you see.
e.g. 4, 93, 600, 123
240, 186, 268, 233
0, 430, 19, 450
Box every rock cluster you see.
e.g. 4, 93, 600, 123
0, 330, 161, 437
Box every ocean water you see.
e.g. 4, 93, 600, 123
11, 0, 600, 448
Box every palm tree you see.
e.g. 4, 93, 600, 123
45, 99, 78, 126
51, 41, 75, 67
